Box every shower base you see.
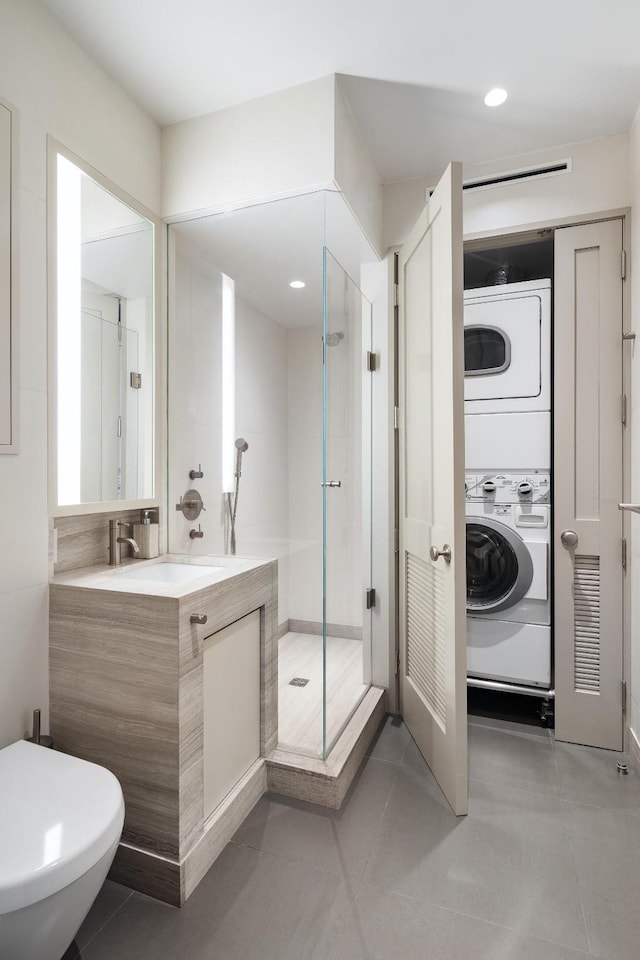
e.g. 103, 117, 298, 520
277, 631, 369, 758
266, 685, 386, 809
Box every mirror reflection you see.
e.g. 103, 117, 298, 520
55, 153, 155, 507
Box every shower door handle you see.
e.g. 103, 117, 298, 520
322, 480, 342, 488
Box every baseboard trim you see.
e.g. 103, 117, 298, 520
109, 842, 181, 906
287, 618, 363, 641
629, 726, 640, 773
266, 686, 387, 809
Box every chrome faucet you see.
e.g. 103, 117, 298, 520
108, 519, 140, 566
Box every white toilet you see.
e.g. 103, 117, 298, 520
0, 740, 125, 960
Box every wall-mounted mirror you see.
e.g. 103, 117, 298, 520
49, 144, 158, 514
0, 98, 17, 454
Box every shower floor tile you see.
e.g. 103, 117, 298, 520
277, 632, 368, 757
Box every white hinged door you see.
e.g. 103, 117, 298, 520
398, 162, 467, 815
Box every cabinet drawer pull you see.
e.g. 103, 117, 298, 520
190, 614, 208, 625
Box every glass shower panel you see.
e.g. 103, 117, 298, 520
322, 248, 373, 758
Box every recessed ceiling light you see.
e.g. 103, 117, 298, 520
484, 88, 508, 107
289, 280, 305, 289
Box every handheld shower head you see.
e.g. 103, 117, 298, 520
234, 437, 249, 478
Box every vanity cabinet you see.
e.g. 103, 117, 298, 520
49, 558, 278, 905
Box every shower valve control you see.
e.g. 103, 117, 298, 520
176, 488, 205, 521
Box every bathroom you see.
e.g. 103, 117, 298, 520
3, 2, 640, 959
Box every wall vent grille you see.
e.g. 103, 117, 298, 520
574, 555, 601, 693
406, 552, 446, 728
428, 159, 571, 198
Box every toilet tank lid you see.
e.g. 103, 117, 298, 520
0, 741, 124, 914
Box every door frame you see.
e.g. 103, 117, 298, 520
390, 206, 631, 749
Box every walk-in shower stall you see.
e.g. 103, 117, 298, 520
168, 191, 375, 759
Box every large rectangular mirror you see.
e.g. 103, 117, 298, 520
49, 144, 159, 514
0, 98, 17, 454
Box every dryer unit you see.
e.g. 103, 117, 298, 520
466, 472, 551, 689
464, 279, 551, 471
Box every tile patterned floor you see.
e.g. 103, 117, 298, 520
62, 715, 640, 960
277, 632, 368, 757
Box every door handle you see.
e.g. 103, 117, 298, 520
321, 480, 342, 488
560, 529, 579, 548
430, 544, 452, 563
618, 503, 640, 513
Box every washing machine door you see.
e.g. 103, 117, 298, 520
466, 516, 534, 614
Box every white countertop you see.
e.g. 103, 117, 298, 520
51, 553, 273, 599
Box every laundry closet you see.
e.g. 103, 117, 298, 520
462, 224, 625, 748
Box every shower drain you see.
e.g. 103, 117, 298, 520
289, 677, 310, 687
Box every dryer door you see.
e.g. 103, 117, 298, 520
466, 517, 533, 614
464, 294, 542, 401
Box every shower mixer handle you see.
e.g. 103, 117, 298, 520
322, 480, 342, 488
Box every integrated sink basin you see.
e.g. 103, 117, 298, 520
51, 554, 269, 598
116, 562, 223, 583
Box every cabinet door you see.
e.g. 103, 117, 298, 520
203, 609, 261, 819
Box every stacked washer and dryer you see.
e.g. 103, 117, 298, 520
464, 278, 552, 692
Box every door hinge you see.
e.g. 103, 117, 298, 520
130, 371, 142, 389
393, 282, 399, 308
366, 587, 376, 610
394, 528, 399, 553
621, 250, 627, 281
395, 646, 400, 677
622, 537, 628, 572
394, 405, 400, 430
367, 351, 378, 372
117, 416, 122, 438
621, 394, 628, 426
622, 679, 628, 713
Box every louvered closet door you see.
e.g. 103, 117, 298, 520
398, 162, 467, 815
554, 219, 624, 750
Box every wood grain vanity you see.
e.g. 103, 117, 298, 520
49, 556, 278, 905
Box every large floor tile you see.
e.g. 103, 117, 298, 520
362, 762, 587, 952
563, 799, 640, 960
81, 843, 348, 960
232, 756, 397, 880
553, 740, 640, 813
62, 881, 132, 958
469, 720, 560, 797
335, 883, 594, 960
365, 714, 411, 764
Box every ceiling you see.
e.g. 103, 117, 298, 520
38, 0, 640, 184
171, 190, 374, 329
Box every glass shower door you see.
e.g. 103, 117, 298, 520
322, 248, 373, 758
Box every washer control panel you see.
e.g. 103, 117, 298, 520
466, 472, 550, 504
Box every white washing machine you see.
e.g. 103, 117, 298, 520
464, 279, 551, 471
466, 472, 551, 689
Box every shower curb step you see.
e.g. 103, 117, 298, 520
265, 686, 387, 809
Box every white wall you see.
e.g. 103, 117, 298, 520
383, 134, 631, 248
0, 0, 161, 749
168, 230, 290, 619
234, 298, 289, 623
628, 106, 640, 751
162, 76, 336, 220
334, 80, 384, 258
